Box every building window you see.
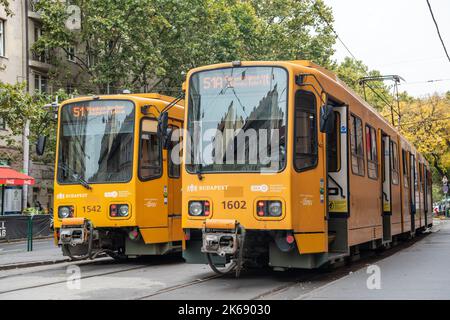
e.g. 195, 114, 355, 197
34, 74, 48, 93
365, 124, 378, 179
33, 26, 50, 63
0, 117, 6, 130
350, 114, 365, 176
390, 141, 399, 185
66, 83, 74, 94
294, 90, 318, 171
67, 46, 76, 62
0, 20, 5, 57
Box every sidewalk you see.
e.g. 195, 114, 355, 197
0, 238, 68, 270
298, 219, 449, 299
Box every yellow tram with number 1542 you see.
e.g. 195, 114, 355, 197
175, 60, 433, 276
50, 93, 184, 260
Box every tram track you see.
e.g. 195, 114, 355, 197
0, 227, 434, 299
135, 274, 222, 300
0, 263, 153, 296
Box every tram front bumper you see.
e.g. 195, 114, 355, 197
201, 219, 241, 257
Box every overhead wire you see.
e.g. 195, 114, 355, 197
425, 0, 450, 63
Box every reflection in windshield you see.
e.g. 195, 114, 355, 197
186, 66, 288, 173
57, 100, 135, 184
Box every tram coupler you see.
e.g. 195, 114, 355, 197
201, 219, 243, 257
59, 218, 91, 246
201, 219, 246, 277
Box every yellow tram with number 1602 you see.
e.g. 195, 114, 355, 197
176, 60, 432, 276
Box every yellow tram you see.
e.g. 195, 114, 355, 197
179, 61, 433, 275
52, 93, 184, 260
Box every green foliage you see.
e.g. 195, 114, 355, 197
333, 57, 393, 112
0, 81, 72, 164
33, 0, 337, 94
0, 0, 13, 16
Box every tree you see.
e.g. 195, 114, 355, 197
0, 0, 13, 16
0, 81, 72, 164
33, 0, 337, 94
333, 57, 394, 113
399, 93, 450, 178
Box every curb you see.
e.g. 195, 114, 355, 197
0, 258, 69, 271
0, 236, 54, 244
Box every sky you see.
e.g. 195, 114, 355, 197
324, 0, 450, 97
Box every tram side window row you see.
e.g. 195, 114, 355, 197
294, 90, 318, 171
349, 114, 365, 176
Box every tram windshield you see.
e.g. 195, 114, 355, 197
186, 66, 288, 173
57, 100, 135, 184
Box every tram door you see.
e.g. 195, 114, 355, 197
423, 166, 428, 227
327, 105, 349, 253
409, 153, 416, 233
167, 122, 183, 241
380, 132, 392, 242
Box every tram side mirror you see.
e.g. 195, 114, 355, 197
320, 104, 335, 134
36, 135, 47, 156
158, 111, 169, 146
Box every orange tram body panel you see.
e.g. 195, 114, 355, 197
53, 93, 184, 259
181, 61, 433, 271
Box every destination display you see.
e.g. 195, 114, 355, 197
201, 73, 272, 90
70, 105, 127, 118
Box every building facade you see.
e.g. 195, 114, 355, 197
0, 1, 88, 213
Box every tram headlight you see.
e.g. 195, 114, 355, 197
268, 201, 282, 217
118, 205, 129, 217
58, 206, 74, 219
189, 201, 203, 216
256, 200, 282, 218
110, 204, 130, 217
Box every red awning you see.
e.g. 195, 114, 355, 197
0, 167, 35, 186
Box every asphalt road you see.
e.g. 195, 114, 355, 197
298, 219, 450, 300
0, 220, 446, 300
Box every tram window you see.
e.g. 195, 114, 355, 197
327, 112, 340, 172
390, 141, 399, 185
412, 154, 417, 187
419, 163, 423, 192
427, 169, 432, 194
402, 149, 409, 188
139, 119, 161, 180
365, 124, 378, 179
168, 125, 181, 178
294, 90, 317, 171
349, 114, 365, 176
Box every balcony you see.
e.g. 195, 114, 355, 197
28, 0, 42, 20
29, 51, 53, 71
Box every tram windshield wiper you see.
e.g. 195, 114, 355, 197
196, 163, 204, 181
58, 163, 92, 190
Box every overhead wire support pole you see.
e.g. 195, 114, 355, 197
358, 75, 405, 129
